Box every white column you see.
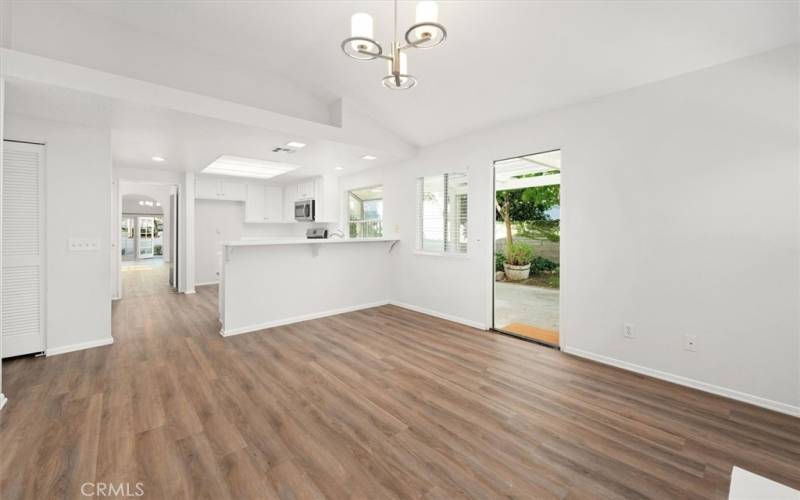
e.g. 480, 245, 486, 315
110, 176, 120, 300
182, 171, 196, 294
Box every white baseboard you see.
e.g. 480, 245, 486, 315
46, 337, 115, 357
0, 393, 7, 411
389, 301, 487, 330
220, 300, 391, 337
195, 281, 219, 287
184, 289, 196, 295
564, 346, 800, 418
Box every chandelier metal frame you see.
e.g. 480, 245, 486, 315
340, 0, 447, 90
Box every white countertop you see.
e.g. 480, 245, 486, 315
222, 237, 399, 247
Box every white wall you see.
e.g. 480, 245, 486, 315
222, 242, 393, 335
342, 46, 799, 413
5, 113, 113, 354
194, 199, 337, 285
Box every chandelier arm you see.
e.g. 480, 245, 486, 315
404, 22, 447, 49
399, 39, 426, 50
357, 49, 393, 61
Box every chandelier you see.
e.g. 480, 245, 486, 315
341, 1, 447, 90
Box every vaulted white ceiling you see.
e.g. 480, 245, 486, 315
64, 0, 800, 146
4, 0, 798, 148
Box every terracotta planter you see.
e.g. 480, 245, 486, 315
504, 263, 531, 281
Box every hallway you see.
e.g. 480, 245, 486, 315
121, 258, 172, 298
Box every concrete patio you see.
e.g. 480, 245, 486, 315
494, 281, 560, 333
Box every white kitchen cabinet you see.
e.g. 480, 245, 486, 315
196, 176, 222, 199
263, 186, 283, 221
245, 184, 284, 223
244, 183, 265, 222
313, 175, 340, 223
297, 180, 314, 200
221, 181, 246, 201
283, 183, 297, 222
196, 176, 246, 201
280, 176, 340, 222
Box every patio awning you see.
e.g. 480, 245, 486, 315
495, 150, 561, 191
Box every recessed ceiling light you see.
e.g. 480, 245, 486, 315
202, 155, 300, 180
286, 141, 306, 149
361, 155, 377, 160
152, 156, 166, 162
335, 166, 344, 171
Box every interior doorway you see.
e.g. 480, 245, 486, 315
117, 183, 178, 298
493, 150, 561, 347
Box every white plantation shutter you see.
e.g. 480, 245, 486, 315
2, 141, 45, 357
416, 172, 468, 254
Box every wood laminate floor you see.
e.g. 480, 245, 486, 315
121, 257, 172, 298
1, 279, 799, 499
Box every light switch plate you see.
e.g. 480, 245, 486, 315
69, 238, 100, 251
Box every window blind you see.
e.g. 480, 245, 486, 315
416, 172, 468, 254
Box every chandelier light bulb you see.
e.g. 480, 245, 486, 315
414, 1, 438, 41
416, 1, 438, 24
350, 13, 373, 51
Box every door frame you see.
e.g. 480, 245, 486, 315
113, 180, 181, 300
489, 148, 565, 349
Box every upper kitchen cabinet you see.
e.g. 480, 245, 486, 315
245, 184, 283, 223
297, 180, 315, 200
314, 176, 340, 223
283, 175, 340, 223
196, 176, 246, 201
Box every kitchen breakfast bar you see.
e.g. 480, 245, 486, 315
218, 238, 399, 336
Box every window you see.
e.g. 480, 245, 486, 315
416, 173, 468, 254
348, 185, 383, 238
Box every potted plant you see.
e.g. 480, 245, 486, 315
504, 241, 534, 281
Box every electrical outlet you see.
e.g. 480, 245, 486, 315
684, 334, 697, 352
623, 323, 635, 339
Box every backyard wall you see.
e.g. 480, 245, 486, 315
494, 230, 560, 263
344, 45, 800, 415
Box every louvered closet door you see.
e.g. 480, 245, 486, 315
2, 141, 45, 357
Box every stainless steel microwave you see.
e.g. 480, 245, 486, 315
294, 199, 315, 221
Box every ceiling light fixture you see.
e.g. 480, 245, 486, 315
335, 166, 344, 171
341, 0, 446, 90
361, 155, 377, 160
286, 141, 306, 149
152, 156, 166, 162
202, 155, 299, 180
